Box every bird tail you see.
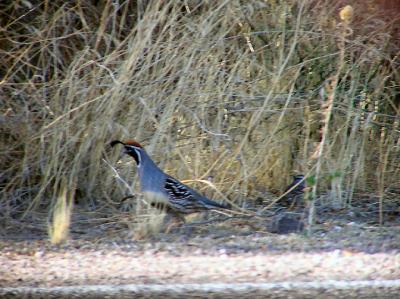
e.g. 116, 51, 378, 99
201, 197, 231, 210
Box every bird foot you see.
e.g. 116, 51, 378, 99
163, 213, 186, 233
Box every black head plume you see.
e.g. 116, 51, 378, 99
109, 139, 142, 165
110, 140, 125, 147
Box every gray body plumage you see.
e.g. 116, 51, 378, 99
114, 141, 228, 214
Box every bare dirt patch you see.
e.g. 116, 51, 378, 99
0, 203, 399, 288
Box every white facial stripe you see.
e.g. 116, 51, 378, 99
125, 145, 141, 165
137, 149, 141, 166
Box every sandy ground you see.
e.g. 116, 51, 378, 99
1, 244, 399, 288
1, 209, 399, 289
0, 200, 399, 296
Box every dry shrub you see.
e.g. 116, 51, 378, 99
0, 0, 399, 233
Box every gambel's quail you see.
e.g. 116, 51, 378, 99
110, 140, 229, 217
281, 175, 305, 208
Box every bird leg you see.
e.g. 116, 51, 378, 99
163, 211, 186, 233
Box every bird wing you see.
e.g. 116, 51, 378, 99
284, 179, 305, 193
164, 177, 225, 212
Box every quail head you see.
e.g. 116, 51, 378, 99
280, 175, 305, 208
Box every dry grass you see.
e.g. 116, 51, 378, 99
47, 178, 73, 244
0, 0, 399, 240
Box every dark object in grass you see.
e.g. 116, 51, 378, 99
268, 213, 304, 234
280, 175, 305, 208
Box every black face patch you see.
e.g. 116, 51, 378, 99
124, 145, 141, 165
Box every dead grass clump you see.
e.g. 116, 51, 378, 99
48, 178, 74, 244
0, 0, 399, 237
